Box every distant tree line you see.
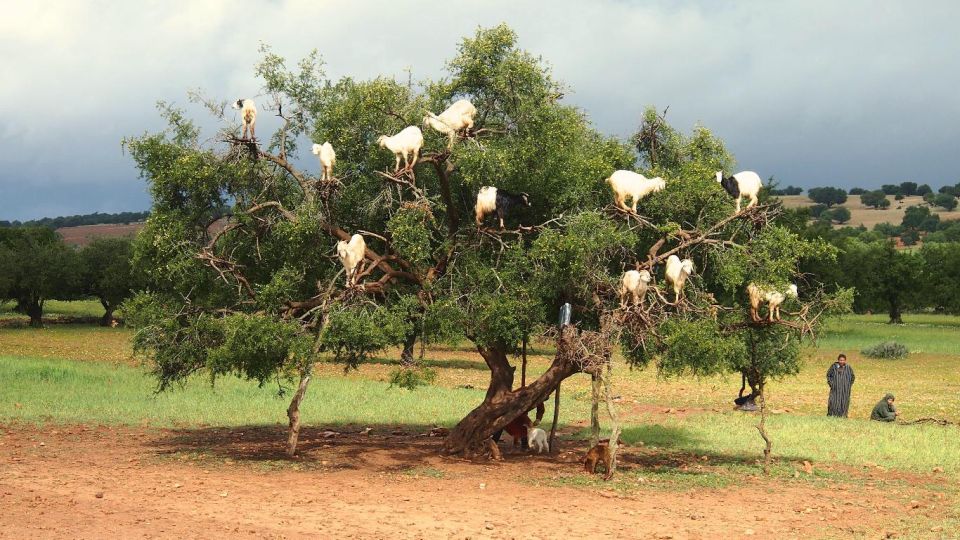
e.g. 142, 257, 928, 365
0, 210, 150, 229
0, 228, 139, 326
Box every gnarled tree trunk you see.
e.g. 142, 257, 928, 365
26, 299, 43, 328
399, 330, 418, 367
286, 367, 312, 457
99, 300, 115, 327
443, 330, 581, 455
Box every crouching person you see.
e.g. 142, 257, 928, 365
870, 393, 899, 422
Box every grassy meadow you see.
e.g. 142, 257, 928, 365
1, 307, 959, 476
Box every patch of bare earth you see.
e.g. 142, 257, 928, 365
0, 424, 949, 539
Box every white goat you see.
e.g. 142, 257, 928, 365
620, 269, 652, 308
311, 142, 336, 181
716, 170, 762, 213
336, 234, 366, 287
747, 283, 798, 322
424, 99, 477, 149
378, 126, 424, 172
664, 255, 695, 302
231, 98, 257, 140
605, 170, 665, 213
527, 427, 549, 454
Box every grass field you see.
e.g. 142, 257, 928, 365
780, 194, 960, 229
2, 309, 958, 477
0, 299, 107, 322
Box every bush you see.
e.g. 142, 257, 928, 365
828, 206, 851, 224
809, 203, 828, 218
894, 193, 905, 201
860, 190, 890, 209
860, 341, 909, 359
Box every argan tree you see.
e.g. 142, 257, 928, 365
125, 25, 847, 461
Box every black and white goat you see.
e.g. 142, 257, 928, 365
475, 186, 531, 229
716, 170, 762, 213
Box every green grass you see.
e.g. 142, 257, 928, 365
0, 299, 106, 319
820, 313, 960, 355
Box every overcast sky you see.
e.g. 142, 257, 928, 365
2, 1, 958, 221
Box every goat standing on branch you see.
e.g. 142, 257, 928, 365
311, 142, 336, 181
605, 170, 665, 213
664, 255, 695, 303
619, 269, 651, 308
747, 282, 798, 322
716, 170, 762, 213
378, 126, 424, 172
474, 186, 531, 230
337, 234, 366, 287
424, 99, 477, 149
232, 98, 257, 141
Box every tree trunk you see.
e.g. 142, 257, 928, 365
26, 299, 43, 328
601, 363, 622, 478
443, 329, 581, 455
520, 334, 528, 387
549, 382, 560, 454
755, 382, 772, 475
888, 298, 903, 324
590, 372, 601, 446
99, 300, 114, 327
400, 330, 418, 367
286, 368, 312, 457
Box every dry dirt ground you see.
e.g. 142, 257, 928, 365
779, 195, 960, 230
1, 424, 951, 540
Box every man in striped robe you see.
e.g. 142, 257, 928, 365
826, 354, 855, 417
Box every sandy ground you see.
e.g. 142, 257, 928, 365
2, 424, 950, 540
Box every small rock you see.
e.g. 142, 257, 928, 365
932, 467, 943, 473
39, 442, 45, 447
95, 492, 104, 499
909, 500, 921, 509
360, 427, 373, 435
479, 483, 486, 490
220, 491, 228, 497
321, 460, 329, 466
173, 483, 182, 489
485, 523, 495, 530
321, 431, 339, 439
744, 529, 754, 536
793, 471, 800, 478
802, 461, 814, 474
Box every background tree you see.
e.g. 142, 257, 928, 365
917, 184, 933, 196
899, 181, 918, 196
0, 228, 80, 327
860, 190, 891, 209
807, 187, 847, 207
79, 237, 139, 326
848, 187, 866, 195
827, 206, 851, 224
934, 193, 958, 211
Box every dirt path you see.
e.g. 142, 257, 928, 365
0, 424, 946, 539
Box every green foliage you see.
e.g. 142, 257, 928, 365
860, 341, 909, 359
388, 366, 438, 390
860, 190, 890, 209
826, 206, 851, 224
0, 211, 149, 229
848, 187, 866, 195
0, 227, 81, 325
901, 205, 939, 232
320, 302, 411, 369
387, 204, 437, 267
807, 187, 847, 207
79, 237, 138, 318
933, 193, 958, 211
899, 182, 918, 196
881, 184, 900, 195
917, 184, 933, 196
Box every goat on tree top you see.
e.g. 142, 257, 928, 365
124, 24, 850, 461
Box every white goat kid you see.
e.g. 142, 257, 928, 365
337, 234, 366, 287
311, 142, 336, 182
747, 283, 798, 322
620, 269, 652, 308
664, 255, 695, 302
378, 126, 424, 172
232, 98, 257, 140
423, 99, 476, 149
716, 170, 762, 213
605, 170, 665, 213
527, 427, 549, 454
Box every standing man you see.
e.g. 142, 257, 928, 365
827, 353, 855, 417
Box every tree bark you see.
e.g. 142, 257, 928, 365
400, 330, 418, 367
520, 334, 528, 387
590, 372, 601, 446
286, 368, 312, 457
26, 299, 43, 328
99, 300, 114, 327
755, 382, 772, 475
888, 298, 903, 324
549, 382, 560, 454
601, 364, 622, 478
443, 330, 581, 455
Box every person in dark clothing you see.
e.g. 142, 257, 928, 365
826, 353, 855, 417
870, 393, 899, 422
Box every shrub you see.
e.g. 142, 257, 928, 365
860, 341, 909, 359
934, 193, 958, 211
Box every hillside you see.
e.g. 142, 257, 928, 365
780, 194, 960, 228
56, 222, 145, 247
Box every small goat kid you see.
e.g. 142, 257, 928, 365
747, 283, 798, 322
475, 186, 531, 229
337, 234, 366, 287
620, 269, 652, 308
311, 142, 336, 182
377, 126, 424, 172
423, 99, 477, 149
605, 170, 665, 213
664, 255, 695, 302
716, 170, 762, 213
527, 427, 549, 454
232, 98, 257, 140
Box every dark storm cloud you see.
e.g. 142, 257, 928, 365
2, 0, 958, 221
